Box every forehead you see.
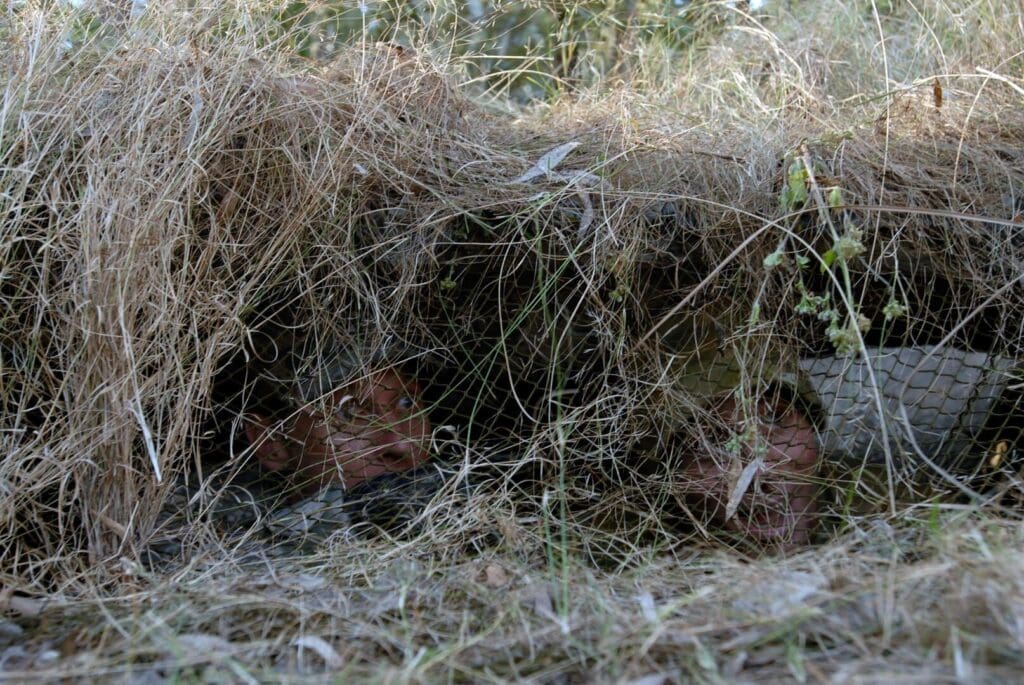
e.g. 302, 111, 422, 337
309, 368, 419, 406
293, 353, 415, 397
363, 369, 419, 397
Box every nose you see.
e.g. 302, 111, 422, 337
375, 430, 429, 471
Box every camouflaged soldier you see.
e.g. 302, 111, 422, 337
243, 368, 431, 497
147, 342, 439, 558
666, 313, 1021, 547
238, 343, 436, 540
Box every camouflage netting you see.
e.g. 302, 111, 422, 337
2, 11, 1023, 594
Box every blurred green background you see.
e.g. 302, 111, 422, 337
45, 1, 766, 102
269, 0, 760, 101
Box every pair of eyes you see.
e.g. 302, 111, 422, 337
333, 395, 417, 420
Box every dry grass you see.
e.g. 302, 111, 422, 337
2, 0, 1024, 681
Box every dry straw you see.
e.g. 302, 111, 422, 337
1, 0, 1023, 680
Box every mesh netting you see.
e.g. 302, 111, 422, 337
2, 21, 1023, 586
185, 180, 1024, 555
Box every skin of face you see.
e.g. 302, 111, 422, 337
682, 395, 820, 546
244, 369, 432, 498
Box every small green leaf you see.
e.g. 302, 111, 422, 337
790, 181, 808, 207
883, 298, 907, 321
763, 250, 786, 270
694, 639, 717, 672
788, 162, 808, 194
820, 249, 837, 272
827, 186, 843, 208
795, 284, 830, 316
779, 187, 793, 211
827, 316, 862, 355
833, 235, 865, 262
786, 641, 807, 683
787, 159, 806, 185
780, 159, 809, 210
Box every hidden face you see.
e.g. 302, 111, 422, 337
245, 369, 432, 497
682, 396, 820, 546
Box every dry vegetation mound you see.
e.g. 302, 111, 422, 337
2, 1, 1023, 681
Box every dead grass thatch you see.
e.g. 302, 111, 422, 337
2, 0, 1024, 681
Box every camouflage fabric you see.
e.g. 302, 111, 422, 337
262, 483, 352, 540
792, 346, 1019, 469
263, 464, 455, 540
668, 330, 1020, 470
147, 463, 455, 565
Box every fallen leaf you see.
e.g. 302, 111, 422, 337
529, 584, 555, 620
483, 563, 509, 588
637, 592, 658, 624
176, 633, 232, 655
625, 675, 675, 685
724, 457, 762, 522
731, 570, 826, 618
512, 142, 580, 184
292, 635, 344, 669
284, 574, 328, 591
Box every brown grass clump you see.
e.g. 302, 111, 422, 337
2, 0, 1023, 681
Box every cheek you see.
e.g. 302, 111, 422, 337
302, 421, 367, 464
329, 433, 375, 467
295, 419, 330, 458
765, 409, 819, 470
408, 413, 431, 442
384, 409, 431, 443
